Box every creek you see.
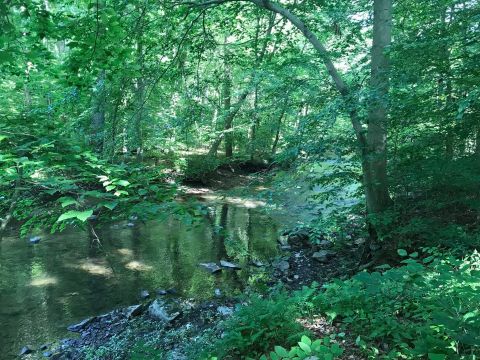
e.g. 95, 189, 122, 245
0, 188, 286, 359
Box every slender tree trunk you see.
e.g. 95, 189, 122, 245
134, 6, 146, 162
223, 40, 233, 158
91, 70, 106, 154
271, 105, 286, 155
208, 86, 253, 156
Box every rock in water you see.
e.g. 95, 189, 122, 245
19, 346, 33, 355
199, 262, 222, 274
29, 236, 41, 244
43, 351, 53, 358
67, 317, 96, 332
148, 299, 180, 322
156, 289, 168, 296
126, 222, 135, 227
140, 290, 150, 299
220, 260, 242, 270
214, 288, 222, 297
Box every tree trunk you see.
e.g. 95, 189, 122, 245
223, 41, 233, 158
91, 70, 106, 154
271, 105, 286, 155
362, 0, 393, 217
134, 6, 147, 162
208, 86, 253, 156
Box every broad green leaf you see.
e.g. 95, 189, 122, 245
57, 209, 93, 222
59, 197, 78, 208
274, 346, 289, 357
115, 180, 130, 187
428, 354, 446, 360
397, 249, 408, 257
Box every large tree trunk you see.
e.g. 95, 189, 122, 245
362, 0, 393, 216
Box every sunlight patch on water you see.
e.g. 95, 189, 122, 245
125, 260, 153, 272
75, 259, 113, 277
30, 276, 58, 287
117, 248, 134, 257
199, 194, 266, 208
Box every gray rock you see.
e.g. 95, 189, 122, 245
156, 289, 168, 296
220, 260, 241, 270
43, 351, 53, 358
280, 244, 292, 250
275, 260, 290, 272
126, 304, 144, 318
126, 222, 135, 227
277, 235, 289, 246
354, 238, 366, 245
29, 236, 41, 244
67, 317, 96, 332
312, 250, 328, 262
140, 290, 150, 299
251, 260, 264, 267
199, 262, 222, 274
166, 288, 178, 295
129, 215, 138, 221
319, 240, 332, 248
214, 288, 222, 297
40, 344, 49, 351
216, 306, 233, 317
312, 250, 336, 263
288, 229, 309, 244
148, 299, 181, 322
19, 346, 33, 356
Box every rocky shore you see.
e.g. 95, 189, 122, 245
19, 227, 361, 359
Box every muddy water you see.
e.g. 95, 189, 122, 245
0, 197, 281, 359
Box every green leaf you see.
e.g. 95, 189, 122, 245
274, 346, 289, 357
115, 180, 130, 187
397, 249, 408, 257
428, 354, 446, 360
57, 209, 93, 222
105, 185, 116, 191
59, 197, 78, 208
298, 341, 311, 354
301, 335, 312, 346
100, 201, 118, 210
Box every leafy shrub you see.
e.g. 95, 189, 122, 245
261, 335, 343, 360
213, 291, 310, 359
183, 155, 219, 181
315, 249, 480, 359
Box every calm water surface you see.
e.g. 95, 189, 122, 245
0, 198, 280, 359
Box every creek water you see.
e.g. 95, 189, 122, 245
0, 195, 282, 359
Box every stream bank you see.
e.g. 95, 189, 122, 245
9, 169, 362, 359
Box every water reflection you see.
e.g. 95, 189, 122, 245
0, 202, 279, 359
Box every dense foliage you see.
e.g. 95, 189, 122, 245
1, 0, 479, 359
